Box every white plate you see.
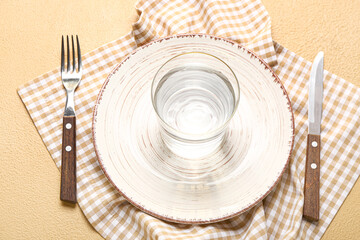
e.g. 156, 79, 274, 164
93, 34, 294, 224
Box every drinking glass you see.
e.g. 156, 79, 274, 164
151, 52, 240, 158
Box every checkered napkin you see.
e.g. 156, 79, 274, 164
17, 0, 360, 239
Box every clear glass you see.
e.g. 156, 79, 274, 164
151, 52, 240, 158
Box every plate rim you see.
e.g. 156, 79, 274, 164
92, 33, 295, 224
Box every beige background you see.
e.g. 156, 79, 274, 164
0, 0, 359, 239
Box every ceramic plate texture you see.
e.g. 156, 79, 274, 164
93, 34, 294, 224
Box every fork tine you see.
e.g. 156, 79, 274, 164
61, 36, 65, 72
76, 35, 82, 71
71, 35, 75, 72
67, 35, 70, 72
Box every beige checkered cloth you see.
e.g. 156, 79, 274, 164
18, 0, 360, 239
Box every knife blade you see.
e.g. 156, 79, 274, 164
303, 51, 324, 222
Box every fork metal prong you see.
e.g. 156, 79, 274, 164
71, 35, 75, 72
67, 36, 70, 72
61, 36, 65, 72
76, 35, 82, 71
61, 34, 82, 113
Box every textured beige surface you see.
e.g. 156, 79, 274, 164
0, 0, 359, 239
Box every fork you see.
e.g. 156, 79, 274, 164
60, 35, 82, 203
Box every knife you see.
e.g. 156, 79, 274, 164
303, 51, 324, 221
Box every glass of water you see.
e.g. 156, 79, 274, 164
151, 52, 240, 158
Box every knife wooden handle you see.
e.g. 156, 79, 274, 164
303, 134, 320, 221
60, 116, 77, 204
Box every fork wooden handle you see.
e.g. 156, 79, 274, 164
60, 116, 77, 203
303, 134, 320, 221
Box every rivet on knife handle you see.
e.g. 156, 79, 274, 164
303, 134, 320, 221
60, 116, 77, 203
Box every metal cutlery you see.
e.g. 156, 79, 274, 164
60, 35, 82, 203
303, 51, 324, 221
